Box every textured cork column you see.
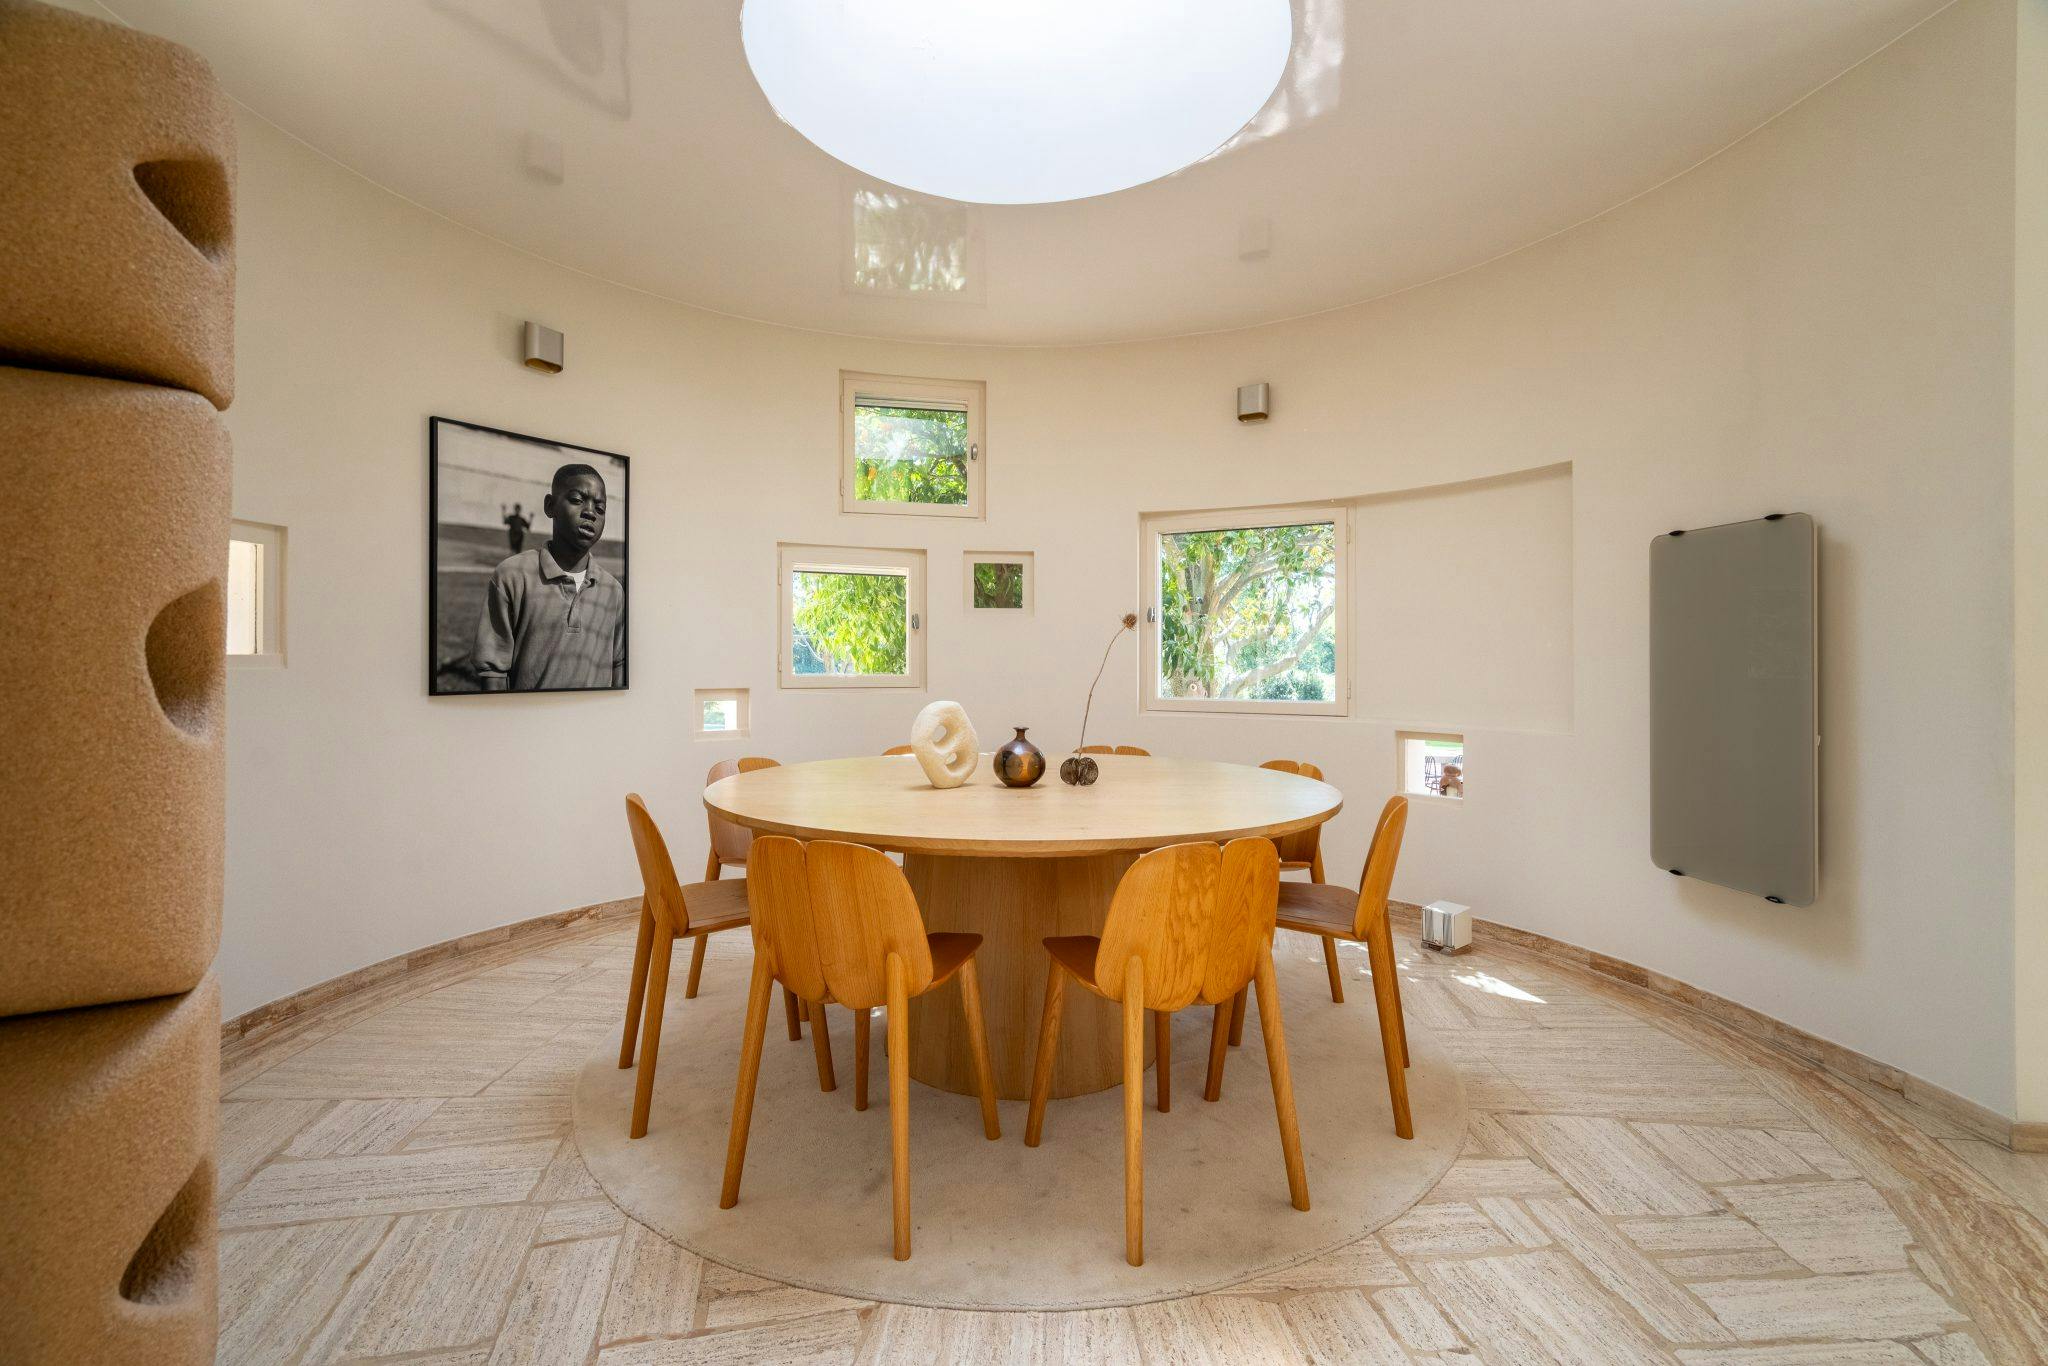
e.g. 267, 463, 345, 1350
0, 369, 230, 1014
0, 5, 234, 1362
0, 981, 222, 1363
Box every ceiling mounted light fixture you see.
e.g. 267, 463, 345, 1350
740, 0, 1293, 206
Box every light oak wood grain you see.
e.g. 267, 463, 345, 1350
704, 755, 1340, 858
720, 838, 998, 1260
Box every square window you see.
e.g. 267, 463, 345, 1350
227, 520, 285, 667
778, 543, 926, 688
1141, 506, 1348, 715
1398, 731, 1465, 800
841, 372, 984, 518
694, 688, 750, 737
965, 551, 1033, 613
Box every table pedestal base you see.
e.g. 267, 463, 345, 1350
904, 851, 1152, 1100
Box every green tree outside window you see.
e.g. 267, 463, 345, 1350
791, 569, 909, 675
853, 403, 969, 505
1158, 522, 1337, 701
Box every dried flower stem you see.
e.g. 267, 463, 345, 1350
1075, 613, 1139, 754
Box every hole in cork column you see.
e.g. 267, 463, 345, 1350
121, 1158, 213, 1307
132, 158, 232, 264
146, 580, 224, 739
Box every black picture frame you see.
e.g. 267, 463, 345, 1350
428, 415, 630, 696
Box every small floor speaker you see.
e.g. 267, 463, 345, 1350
1421, 900, 1473, 954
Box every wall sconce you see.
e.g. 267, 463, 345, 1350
1237, 382, 1270, 422
523, 321, 563, 374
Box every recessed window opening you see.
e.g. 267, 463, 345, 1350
226, 520, 285, 667
841, 372, 984, 518
1398, 731, 1465, 800
965, 551, 1033, 612
778, 543, 927, 689
1141, 505, 1348, 716
694, 688, 751, 737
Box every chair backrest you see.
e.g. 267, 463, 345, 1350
705, 756, 780, 865
1202, 838, 1280, 1007
1260, 759, 1325, 866
624, 793, 689, 932
744, 837, 935, 1009
1078, 744, 1114, 755
880, 744, 914, 756
1079, 744, 1149, 755
1095, 838, 1278, 1012
1113, 745, 1151, 756
1348, 796, 1410, 939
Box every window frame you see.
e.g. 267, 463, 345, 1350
226, 519, 286, 670
777, 542, 927, 690
1139, 503, 1350, 717
839, 371, 985, 519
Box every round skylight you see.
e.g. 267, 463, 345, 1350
740, 0, 1294, 206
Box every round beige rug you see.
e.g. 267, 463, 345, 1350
571, 942, 1465, 1311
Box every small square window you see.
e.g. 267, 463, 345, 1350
841, 372, 984, 518
227, 520, 285, 668
778, 543, 927, 689
965, 551, 1033, 613
1398, 731, 1465, 801
694, 688, 750, 738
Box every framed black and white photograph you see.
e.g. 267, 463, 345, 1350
429, 416, 629, 696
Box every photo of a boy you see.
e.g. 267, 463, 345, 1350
471, 462, 626, 691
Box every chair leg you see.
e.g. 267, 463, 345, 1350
957, 958, 1001, 1140
1153, 1009, 1171, 1113
886, 954, 913, 1261
618, 903, 656, 1069
1373, 917, 1411, 1067
1363, 917, 1413, 1139
1252, 951, 1311, 1211
1122, 959, 1147, 1267
1322, 935, 1346, 1004
718, 959, 776, 1206
683, 934, 709, 1000
853, 1007, 871, 1111
809, 999, 836, 1092
1024, 959, 1067, 1147
1310, 848, 1325, 883
628, 918, 674, 1139
783, 987, 803, 1041
705, 852, 722, 881
1204, 1000, 1231, 1102
1228, 987, 1248, 1047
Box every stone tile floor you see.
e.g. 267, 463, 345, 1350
215, 913, 2048, 1364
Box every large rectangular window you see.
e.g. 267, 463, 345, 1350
840, 372, 984, 518
778, 543, 926, 688
1141, 506, 1348, 715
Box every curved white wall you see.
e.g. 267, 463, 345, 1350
222, 0, 2020, 1113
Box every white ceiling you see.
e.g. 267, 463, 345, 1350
95, 0, 1948, 345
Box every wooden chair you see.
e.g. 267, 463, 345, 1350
1078, 744, 1151, 756
700, 757, 810, 1044
1024, 839, 1308, 1265
720, 838, 1000, 1260
1259, 759, 1339, 1002
881, 744, 914, 756
1208, 796, 1414, 1139
617, 794, 785, 1140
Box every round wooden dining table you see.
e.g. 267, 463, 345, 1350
703, 754, 1342, 1101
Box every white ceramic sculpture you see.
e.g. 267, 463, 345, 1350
910, 700, 979, 789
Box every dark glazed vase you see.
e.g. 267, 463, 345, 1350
994, 727, 1046, 788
